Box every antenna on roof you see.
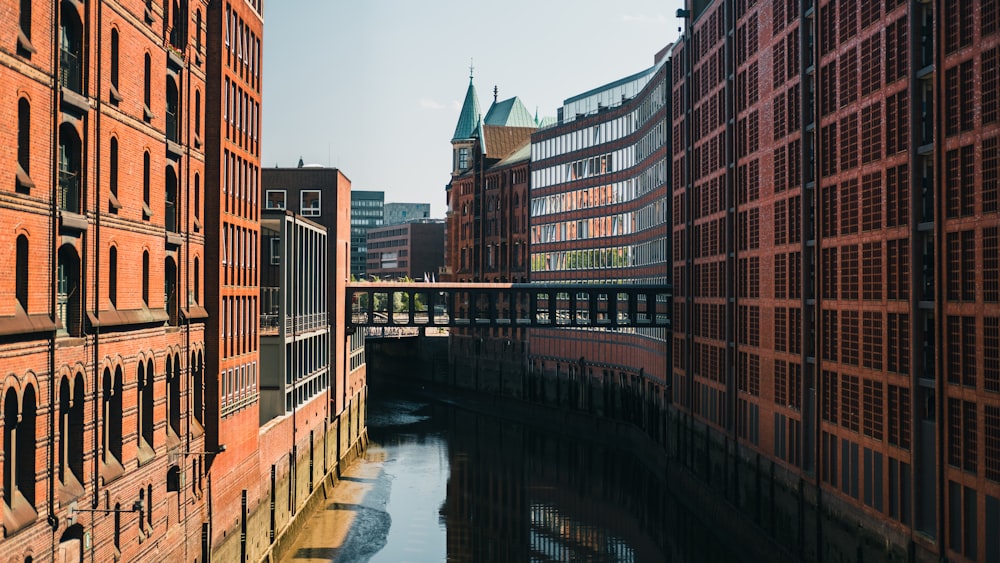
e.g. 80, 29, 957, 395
493, 85, 498, 103
297, 156, 304, 168
469, 58, 474, 80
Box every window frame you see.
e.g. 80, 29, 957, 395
265, 189, 286, 210
300, 190, 321, 216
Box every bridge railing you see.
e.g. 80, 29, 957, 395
346, 282, 670, 329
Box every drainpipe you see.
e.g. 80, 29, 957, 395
46, 0, 60, 535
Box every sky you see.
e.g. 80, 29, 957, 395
262, 1, 684, 218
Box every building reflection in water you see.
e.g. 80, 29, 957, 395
424, 403, 757, 563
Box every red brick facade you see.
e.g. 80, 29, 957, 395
670, 1, 1000, 560
0, 0, 210, 560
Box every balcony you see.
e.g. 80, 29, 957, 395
59, 48, 82, 93
59, 170, 80, 214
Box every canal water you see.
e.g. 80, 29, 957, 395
281, 386, 774, 562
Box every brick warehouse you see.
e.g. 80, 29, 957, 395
444, 75, 533, 391
0, 1, 369, 562
0, 0, 210, 560
670, 1, 999, 561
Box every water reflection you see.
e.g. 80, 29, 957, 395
289, 388, 767, 562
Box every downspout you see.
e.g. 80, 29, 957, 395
46, 0, 60, 535
91, 0, 103, 517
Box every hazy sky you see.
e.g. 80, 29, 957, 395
262, 1, 683, 217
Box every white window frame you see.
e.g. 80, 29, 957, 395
301, 190, 321, 216
265, 189, 286, 210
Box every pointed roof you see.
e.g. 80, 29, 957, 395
452, 77, 482, 141
484, 97, 536, 128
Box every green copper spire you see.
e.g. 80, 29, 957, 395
452, 65, 482, 141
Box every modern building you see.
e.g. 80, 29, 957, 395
261, 166, 367, 418
350, 190, 384, 279
527, 47, 671, 403
366, 219, 445, 280
0, 0, 210, 560
384, 202, 431, 225
669, 1, 999, 561
259, 211, 330, 423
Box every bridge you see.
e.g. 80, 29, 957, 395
346, 282, 671, 330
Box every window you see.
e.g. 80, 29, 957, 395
139, 359, 154, 451
143, 53, 153, 121
270, 238, 281, 265
194, 90, 201, 138
165, 166, 179, 232
17, 98, 32, 193
167, 353, 180, 437
458, 147, 469, 170
166, 78, 180, 143
301, 190, 320, 216
16, 235, 28, 311
110, 29, 121, 101
59, 374, 85, 492
108, 137, 120, 211
4, 385, 37, 509
143, 151, 152, 218
59, 2, 83, 92
142, 250, 150, 305
194, 173, 201, 226
193, 257, 200, 304
18, 0, 34, 57
192, 351, 204, 426
101, 368, 123, 465
57, 245, 81, 336
108, 246, 117, 307
265, 190, 286, 210
58, 123, 82, 214
165, 257, 178, 325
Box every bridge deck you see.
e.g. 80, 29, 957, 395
346, 282, 671, 329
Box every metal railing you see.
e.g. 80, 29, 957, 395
59, 169, 80, 213
60, 48, 82, 93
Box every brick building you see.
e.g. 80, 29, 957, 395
669, 1, 1000, 560
525, 48, 671, 426
445, 73, 534, 381
0, 0, 210, 560
366, 219, 445, 281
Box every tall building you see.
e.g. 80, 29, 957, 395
366, 219, 445, 280
527, 48, 671, 395
0, 0, 209, 559
445, 73, 536, 384
350, 190, 384, 279
669, 1, 1000, 561
202, 0, 264, 555
446, 75, 534, 284
261, 166, 366, 419
384, 202, 431, 225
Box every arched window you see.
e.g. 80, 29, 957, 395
110, 29, 120, 100
108, 246, 117, 307
109, 137, 120, 211
165, 257, 178, 325
143, 53, 152, 121
194, 173, 201, 223
194, 257, 200, 304
3, 389, 18, 507
16, 98, 32, 193
18, 385, 36, 507
194, 90, 201, 137
18, 0, 34, 57
16, 235, 28, 311
167, 353, 180, 437
58, 1, 83, 92
195, 10, 203, 61
165, 166, 179, 232
166, 78, 180, 143
143, 151, 151, 216
101, 368, 124, 465
59, 374, 85, 490
141, 250, 150, 305
138, 359, 154, 451
57, 245, 81, 336
58, 123, 82, 213
192, 351, 204, 426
